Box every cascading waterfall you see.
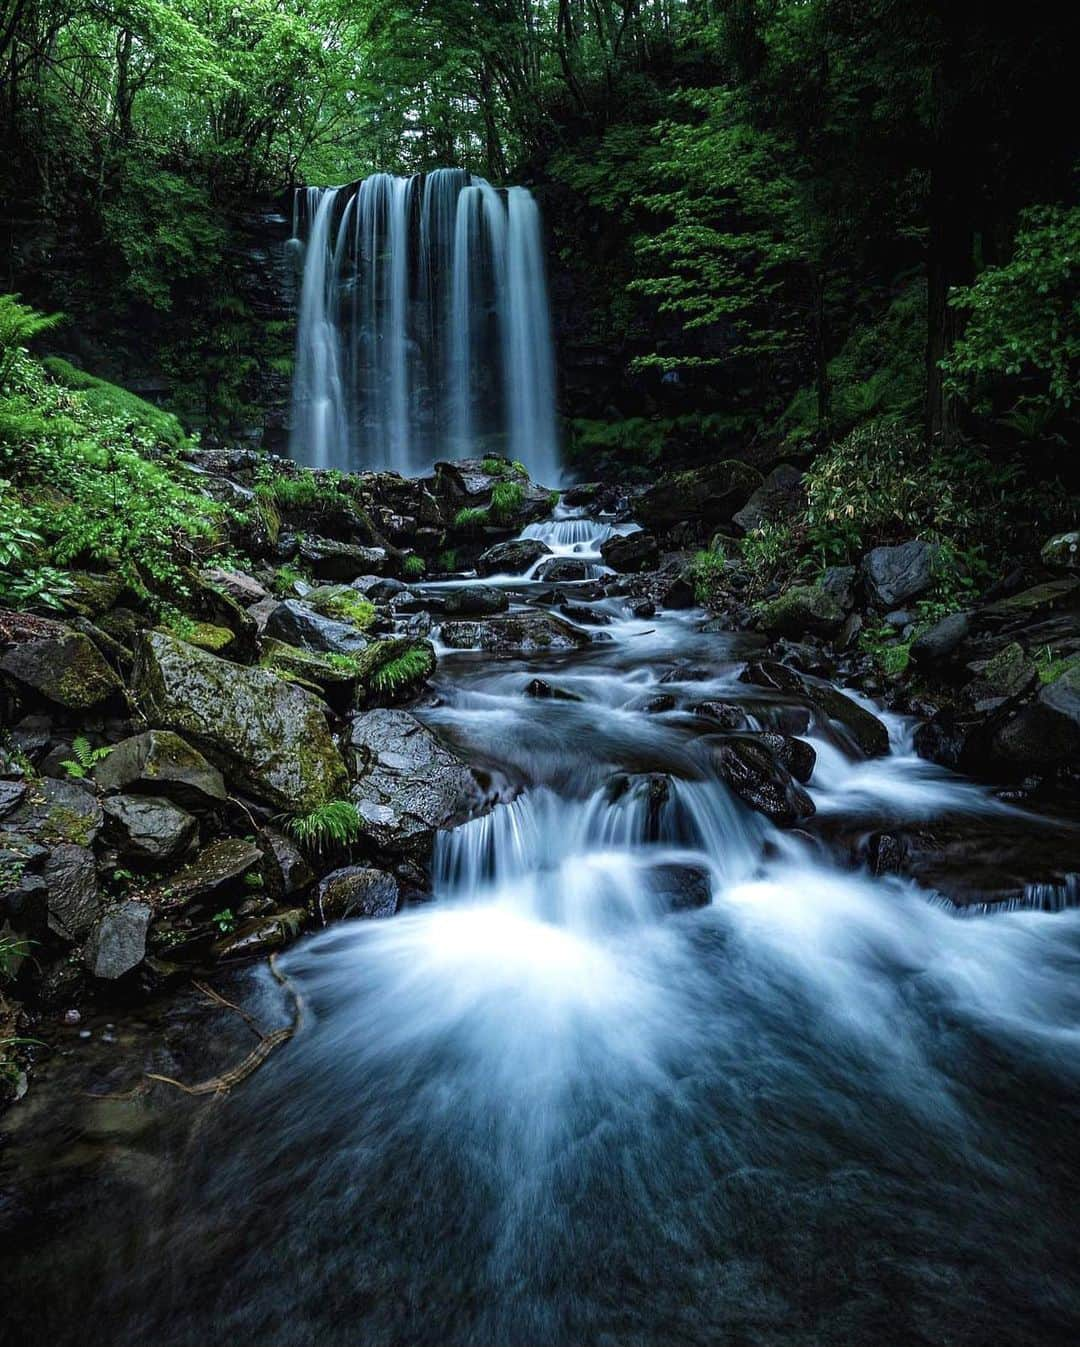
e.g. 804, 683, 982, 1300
288, 169, 560, 482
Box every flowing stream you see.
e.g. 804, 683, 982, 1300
4, 511, 1080, 1346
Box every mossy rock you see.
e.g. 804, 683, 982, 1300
756, 584, 847, 639
0, 616, 122, 710
260, 638, 362, 688
352, 638, 437, 705
163, 621, 236, 653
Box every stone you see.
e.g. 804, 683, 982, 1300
712, 738, 816, 828
213, 910, 306, 960
636, 461, 762, 536
179, 567, 259, 663
299, 537, 387, 581
102, 794, 198, 862
759, 732, 816, 784
4, 777, 103, 847
819, 566, 857, 611
202, 568, 269, 604
44, 843, 101, 940
440, 612, 590, 654
692, 701, 750, 729
755, 584, 846, 639
910, 612, 971, 666
980, 577, 1080, 618
348, 709, 484, 858
263, 600, 370, 655
536, 557, 591, 583
85, 902, 151, 979
1040, 531, 1080, 572
649, 862, 712, 913
94, 729, 227, 810
0, 616, 121, 710
476, 538, 552, 576
660, 575, 696, 609
964, 641, 1037, 713
523, 678, 582, 702
642, 693, 676, 713
559, 602, 611, 626
991, 662, 1080, 770
731, 464, 805, 534
160, 837, 263, 907
258, 829, 315, 902
740, 661, 890, 758
133, 632, 348, 812
350, 638, 437, 704
442, 585, 510, 617
0, 781, 26, 817
315, 866, 400, 922
599, 531, 659, 573
861, 540, 940, 608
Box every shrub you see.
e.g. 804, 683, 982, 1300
688, 547, 727, 605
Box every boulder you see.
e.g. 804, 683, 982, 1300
599, 532, 659, 573
559, 602, 610, 627
636, 461, 762, 537
102, 794, 198, 863
992, 663, 1080, 769
963, 641, 1037, 714
350, 638, 437, 704
755, 584, 846, 639
536, 557, 591, 583
263, 599, 370, 655
692, 700, 750, 730
741, 661, 890, 758
315, 866, 400, 922
523, 678, 582, 702
649, 862, 712, 913
85, 902, 151, 979
442, 585, 510, 617
212, 910, 306, 960
980, 577, 1080, 619
133, 632, 347, 812
179, 567, 259, 663
299, 537, 387, 581
861, 540, 939, 608
94, 729, 227, 810
0, 616, 121, 710
819, 566, 857, 611
731, 464, 805, 534
476, 539, 551, 576
910, 612, 971, 667
44, 843, 101, 940
4, 777, 103, 847
160, 837, 263, 907
348, 709, 484, 858
440, 612, 590, 654
258, 829, 315, 902
759, 732, 816, 784
1040, 532, 1080, 572
202, 568, 270, 604
713, 738, 816, 828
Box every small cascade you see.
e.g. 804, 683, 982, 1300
288, 170, 560, 481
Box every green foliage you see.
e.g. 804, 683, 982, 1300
945, 205, 1080, 411
43, 358, 188, 451
0, 295, 64, 383
435, 549, 458, 573
286, 800, 363, 854
859, 622, 911, 677
212, 908, 236, 935
739, 522, 793, 578
480, 457, 506, 475
688, 548, 728, 606
256, 465, 343, 512
489, 481, 525, 522
60, 736, 112, 780
402, 554, 425, 579
369, 645, 433, 695
314, 589, 376, 629
0, 478, 73, 610
453, 507, 488, 532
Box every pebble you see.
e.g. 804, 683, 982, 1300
63, 1008, 81, 1025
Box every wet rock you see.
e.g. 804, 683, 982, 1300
85, 901, 151, 979
910, 612, 970, 667
315, 866, 399, 922
820, 566, 857, 611
692, 700, 750, 730
741, 661, 890, 758
599, 531, 659, 573
759, 732, 816, 784
348, 709, 484, 859
44, 843, 101, 940
991, 662, 1080, 769
523, 678, 582, 702
440, 612, 590, 654
559, 602, 611, 627
258, 829, 314, 902
536, 557, 591, 583
0, 780, 26, 817
133, 632, 347, 812
441, 585, 509, 617
95, 730, 227, 811
4, 777, 103, 847
862, 540, 940, 609
179, 567, 259, 663
1040, 531, 1080, 572
660, 575, 696, 609
964, 641, 1037, 714
350, 638, 437, 705
0, 615, 121, 709
980, 577, 1080, 618
202, 567, 269, 605
650, 862, 712, 913
263, 599, 370, 655
731, 464, 805, 534
636, 461, 762, 537
630, 599, 656, 619
102, 794, 198, 863
642, 694, 676, 714
160, 837, 263, 907
756, 583, 846, 639
360, 577, 409, 603
212, 909, 306, 960
606, 773, 672, 841
299, 537, 387, 581
476, 538, 551, 576
713, 738, 816, 828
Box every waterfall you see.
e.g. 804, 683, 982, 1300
288, 170, 560, 482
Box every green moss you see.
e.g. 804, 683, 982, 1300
307, 586, 376, 629
43, 356, 188, 450
171, 620, 234, 652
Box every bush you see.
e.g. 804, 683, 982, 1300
43, 357, 188, 451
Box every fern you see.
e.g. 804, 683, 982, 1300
402, 554, 425, 579
453, 506, 488, 531
369, 644, 435, 694
0, 295, 64, 383
286, 800, 363, 853
61, 736, 112, 780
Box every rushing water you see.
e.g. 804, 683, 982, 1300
288, 170, 560, 482
4, 515, 1080, 1346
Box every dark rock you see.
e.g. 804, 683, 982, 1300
348, 709, 484, 858
258, 828, 315, 902
991, 663, 1080, 770
0, 616, 122, 709
605, 773, 672, 840
44, 843, 101, 940
263, 599, 370, 655
642, 694, 676, 714
731, 464, 805, 534
862, 540, 940, 608
4, 777, 103, 847
713, 738, 816, 828
536, 557, 591, 583
1040, 531, 1080, 572
600, 531, 659, 573
819, 566, 856, 611
964, 641, 1037, 714
980, 577, 1080, 619
692, 701, 750, 730
0, 781, 26, 817
85, 901, 151, 979
202, 567, 269, 605
363, 577, 409, 602
636, 461, 762, 537
133, 632, 348, 812
741, 661, 890, 758
102, 794, 198, 863
476, 538, 552, 576
299, 537, 387, 581
759, 732, 816, 784
650, 862, 712, 913
440, 611, 590, 654
315, 866, 400, 922
559, 602, 611, 626
660, 575, 696, 609
630, 599, 656, 620
160, 837, 263, 907
95, 729, 227, 810
523, 678, 582, 702
910, 612, 971, 666
212, 909, 306, 960
442, 585, 510, 616
756, 583, 846, 639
